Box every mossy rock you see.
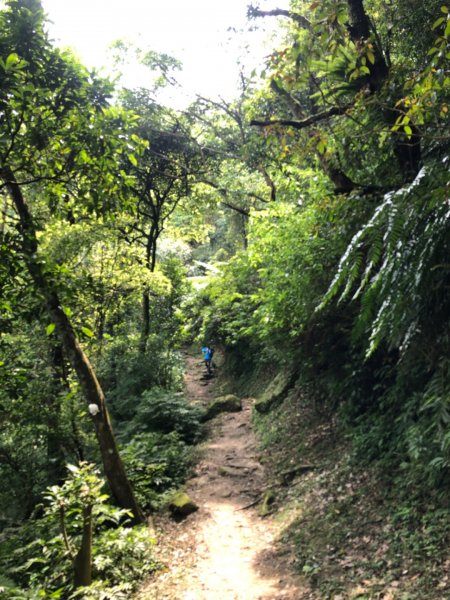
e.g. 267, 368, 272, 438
254, 369, 297, 414
168, 491, 199, 518
259, 489, 276, 517
202, 394, 242, 421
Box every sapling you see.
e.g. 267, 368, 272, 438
45, 462, 125, 589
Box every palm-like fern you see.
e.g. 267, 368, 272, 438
320, 159, 450, 357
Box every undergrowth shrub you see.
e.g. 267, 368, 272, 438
91, 524, 156, 589
199, 163, 450, 499
196, 195, 374, 381
0, 464, 157, 599
197, 252, 262, 353
98, 338, 184, 422
120, 387, 204, 444
0, 326, 81, 521
120, 432, 194, 510
320, 164, 450, 490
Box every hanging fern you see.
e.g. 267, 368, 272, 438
319, 161, 449, 356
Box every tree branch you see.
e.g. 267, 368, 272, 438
248, 6, 311, 30
200, 178, 267, 206
221, 201, 250, 217
250, 104, 354, 130
256, 166, 276, 201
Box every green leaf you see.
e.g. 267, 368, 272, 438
128, 153, 138, 166
3, 52, 27, 72
441, 5, 449, 13
432, 16, 445, 29
5, 53, 19, 68
404, 125, 413, 138
367, 50, 376, 65
46, 323, 56, 335
79, 149, 91, 163
63, 306, 73, 317
81, 326, 95, 338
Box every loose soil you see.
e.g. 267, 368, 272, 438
136, 352, 306, 600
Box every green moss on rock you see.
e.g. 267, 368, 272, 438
202, 394, 242, 421
259, 489, 276, 517
254, 370, 296, 414
168, 491, 199, 517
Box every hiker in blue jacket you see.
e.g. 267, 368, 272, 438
201, 345, 214, 374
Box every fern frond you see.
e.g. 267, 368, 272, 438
319, 162, 449, 355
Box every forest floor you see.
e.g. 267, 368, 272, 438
136, 350, 307, 600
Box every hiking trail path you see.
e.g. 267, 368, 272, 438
136, 350, 306, 600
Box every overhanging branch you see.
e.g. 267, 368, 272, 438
200, 178, 267, 206
248, 6, 311, 30
250, 104, 353, 130
221, 201, 250, 217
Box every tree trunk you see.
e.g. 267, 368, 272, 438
1, 167, 144, 524
73, 504, 93, 588
139, 225, 158, 354
347, 0, 388, 92
347, 0, 420, 179
47, 343, 68, 484
347, 0, 370, 39
139, 288, 150, 354
241, 213, 248, 250
391, 121, 422, 182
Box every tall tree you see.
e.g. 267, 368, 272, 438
0, 0, 143, 521
248, 0, 446, 188
120, 91, 204, 352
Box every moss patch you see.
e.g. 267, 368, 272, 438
254, 369, 297, 414
202, 394, 242, 421
168, 491, 199, 518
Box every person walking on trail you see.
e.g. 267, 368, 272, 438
201, 345, 215, 374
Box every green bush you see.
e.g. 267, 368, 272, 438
121, 387, 204, 444
99, 337, 184, 421
0, 464, 157, 599
120, 432, 194, 510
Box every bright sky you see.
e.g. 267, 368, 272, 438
40, 0, 289, 106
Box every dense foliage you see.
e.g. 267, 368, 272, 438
0, 0, 449, 597
199, 0, 450, 491
0, 1, 203, 595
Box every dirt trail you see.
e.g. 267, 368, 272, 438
137, 352, 304, 600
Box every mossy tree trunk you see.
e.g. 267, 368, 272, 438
2, 166, 144, 524
73, 504, 93, 588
